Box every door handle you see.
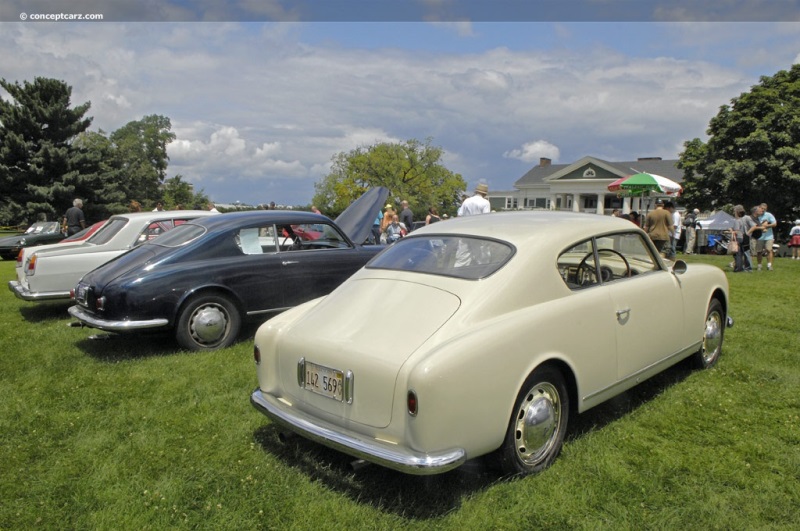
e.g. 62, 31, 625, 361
282, 260, 299, 266
615, 308, 631, 320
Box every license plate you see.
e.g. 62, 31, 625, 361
303, 361, 344, 401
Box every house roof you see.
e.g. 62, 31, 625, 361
513, 156, 684, 189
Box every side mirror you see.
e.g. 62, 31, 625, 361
672, 259, 687, 275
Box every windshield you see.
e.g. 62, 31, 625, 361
367, 235, 514, 280
87, 218, 127, 245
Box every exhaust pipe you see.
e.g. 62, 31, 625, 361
349, 459, 371, 471
277, 431, 296, 443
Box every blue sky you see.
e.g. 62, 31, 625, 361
1, 1, 799, 207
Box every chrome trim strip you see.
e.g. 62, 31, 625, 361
297, 357, 305, 387
583, 341, 702, 403
250, 388, 466, 475
344, 370, 354, 404
8, 280, 71, 301
67, 305, 169, 331
246, 307, 291, 317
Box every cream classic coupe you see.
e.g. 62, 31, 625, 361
251, 211, 732, 476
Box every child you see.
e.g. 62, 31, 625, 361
790, 220, 800, 260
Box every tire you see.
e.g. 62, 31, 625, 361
692, 298, 725, 369
494, 366, 569, 476
175, 294, 241, 351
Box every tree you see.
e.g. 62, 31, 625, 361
0, 77, 92, 224
678, 64, 800, 220
110, 114, 175, 206
162, 174, 209, 210
312, 138, 466, 218
64, 130, 129, 220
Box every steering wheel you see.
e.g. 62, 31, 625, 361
576, 249, 631, 285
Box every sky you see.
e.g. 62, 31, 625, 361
1, 1, 800, 207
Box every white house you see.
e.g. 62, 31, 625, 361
488, 156, 685, 215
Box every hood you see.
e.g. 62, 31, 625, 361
334, 187, 390, 245
277, 277, 460, 428
0, 233, 24, 246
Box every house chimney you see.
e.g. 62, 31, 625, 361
539, 157, 551, 167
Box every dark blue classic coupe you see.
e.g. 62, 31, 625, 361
68, 188, 389, 351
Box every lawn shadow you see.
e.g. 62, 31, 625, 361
252, 359, 696, 520
76, 322, 261, 362
76, 331, 182, 362
566, 358, 694, 440
253, 424, 499, 520
17, 301, 73, 323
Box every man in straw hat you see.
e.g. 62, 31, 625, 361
458, 182, 491, 217
455, 182, 491, 267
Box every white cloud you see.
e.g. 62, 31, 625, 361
2, 20, 794, 205
504, 140, 560, 163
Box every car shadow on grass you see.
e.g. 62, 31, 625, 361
252, 359, 696, 520
17, 301, 73, 323
253, 423, 499, 519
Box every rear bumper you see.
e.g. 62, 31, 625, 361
67, 305, 169, 332
8, 280, 70, 302
250, 388, 466, 475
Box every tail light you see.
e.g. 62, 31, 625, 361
15, 249, 23, 266
253, 345, 261, 365
95, 296, 106, 311
407, 390, 418, 416
25, 254, 37, 275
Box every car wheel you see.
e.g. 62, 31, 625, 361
175, 294, 241, 351
693, 298, 724, 369
495, 366, 569, 476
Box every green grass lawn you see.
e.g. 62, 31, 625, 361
1, 255, 798, 530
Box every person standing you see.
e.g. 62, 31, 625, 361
311, 205, 322, 215
400, 200, 413, 233
457, 183, 491, 217
683, 208, 699, 254
666, 201, 681, 257
455, 183, 491, 267
425, 206, 441, 225
789, 219, 800, 260
152, 201, 164, 212
62, 198, 86, 236
754, 203, 777, 270
370, 209, 383, 245
643, 199, 673, 256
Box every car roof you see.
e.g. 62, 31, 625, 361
187, 210, 330, 229
410, 211, 644, 249
108, 210, 216, 222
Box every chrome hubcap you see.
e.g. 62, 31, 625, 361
702, 311, 722, 364
514, 382, 562, 466
189, 303, 229, 345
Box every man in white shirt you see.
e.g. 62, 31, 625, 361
457, 183, 491, 217
455, 183, 491, 266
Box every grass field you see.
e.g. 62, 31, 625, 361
1, 255, 798, 529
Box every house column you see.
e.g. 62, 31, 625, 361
596, 193, 606, 215
549, 194, 558, 210
572, 194, 581, 212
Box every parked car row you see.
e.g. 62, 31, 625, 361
7, 200, 732, 477
0, 221, 65, 260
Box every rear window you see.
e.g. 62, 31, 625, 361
87, 218, 127, 245
366, 235, 514, 280
150, 223, 207, 247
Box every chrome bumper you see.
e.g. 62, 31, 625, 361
67, 305, 169, 332
8, 280, 71, 301
250, 388, 467, 475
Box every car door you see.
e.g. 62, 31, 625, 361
597, 232, 685, 379
277, 222, 369, 308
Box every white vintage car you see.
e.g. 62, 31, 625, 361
9, 210, 217, 302
250, 211, 732, 476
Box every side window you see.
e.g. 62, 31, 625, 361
279, 223, 352, 251
558, 239, 598, 289
558, 232, 660, 290
236, 225, 279, 255
596, 232, 659, 281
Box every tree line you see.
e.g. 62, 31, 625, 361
0, 77, 208, 226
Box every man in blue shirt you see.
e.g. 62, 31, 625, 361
755, 202, 777, 271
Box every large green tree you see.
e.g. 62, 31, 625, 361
0, 77, 92, 224
313, 138, 466, 218
162, 174, 209, 210
110, 114, 175, 206
678, 64, 800, 220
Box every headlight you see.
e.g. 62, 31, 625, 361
18, 238, 26, 245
